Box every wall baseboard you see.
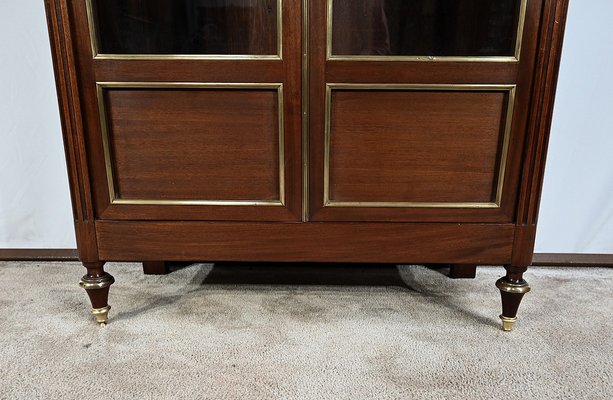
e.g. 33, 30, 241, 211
0, 249, 78, 261
1, 249, 612, 267
532, 253, 613, 267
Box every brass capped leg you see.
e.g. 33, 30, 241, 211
496, 275, 530, 332
91, 305, 111, 326
80, 262, 114, 325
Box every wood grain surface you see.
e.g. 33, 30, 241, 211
97, 221, 514, 264
105, 87, 281, 202
328, 89, 507, 203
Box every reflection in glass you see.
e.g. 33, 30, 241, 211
331, 0, 522, 57
91, 0, 279, 55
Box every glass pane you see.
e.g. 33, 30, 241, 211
91, 0, 279, 55
331, 0, 522, 57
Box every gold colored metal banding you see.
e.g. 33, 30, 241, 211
96, 82, 286, 207
91, 305, 111, 325
301, 0, 310, 222
323, 83, 516, 209
79, 273, 115, 290
326, 0, 528, 62
499, 315, 518, 331
496, 278, 531, 294
85, 0, 284, 60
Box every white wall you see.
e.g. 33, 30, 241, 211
0, 0, 76, 248
534, 0, 613, 254
0, 0, 611, 253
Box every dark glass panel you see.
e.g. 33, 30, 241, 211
332, 0, 522, 57
92, 0, 278, 55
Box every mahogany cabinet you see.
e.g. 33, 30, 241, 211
45, 0, 569, 330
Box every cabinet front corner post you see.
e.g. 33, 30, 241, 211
496, 223, 536, 331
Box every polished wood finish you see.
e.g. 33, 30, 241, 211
80, 261, 114, 324
105, 87, 281, 202
500, 290, 526, 319
308, 0, 543, 223
512, 0, 570, 269
45, 0, 569, 329
328, 89, 507, 204
96, 221, 514, 264
45, 0, 100, 263
497, 0, 570, 329
69, 0, 303, 222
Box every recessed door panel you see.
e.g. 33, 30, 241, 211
325, 85, 514, 208
68, 0, 302, 221
99, 84, 283, 205
309, 0, 543, 223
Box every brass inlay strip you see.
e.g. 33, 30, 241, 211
85, 0, 284, 61
326, 0, 528, 62
301, 0, 310, 221
323, 83, 517, 209
96, 82, 286, 207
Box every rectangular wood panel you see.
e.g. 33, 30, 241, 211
96, 221, 515, 264
101, 85, 282, 204
326, 87, 511, 206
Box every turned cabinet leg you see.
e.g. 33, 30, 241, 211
449, 264, 477, 279
142, 261, 170, 275
495, 266, 531, 331
79, 262, 115, 326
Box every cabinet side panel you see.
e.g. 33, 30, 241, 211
44, 0, 99, 261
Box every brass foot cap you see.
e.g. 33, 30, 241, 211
500, 315, 517, 331
91, 305, 111, 326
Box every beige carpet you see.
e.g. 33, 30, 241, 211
0, 262, 611, 400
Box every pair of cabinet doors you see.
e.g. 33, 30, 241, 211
71, 0, 541, 224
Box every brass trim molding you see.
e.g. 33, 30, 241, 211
96, 82, 286, 207
323, 83, 517, 209
496, 278, 531, 294
326, 0, 528, 63
301, 0, 310, 221
85, 0, 284, 61
79, 273, 115, 290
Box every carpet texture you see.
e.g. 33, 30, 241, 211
0, 262, 611, 400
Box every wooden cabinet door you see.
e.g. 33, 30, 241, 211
308, 0, 543, 223
68, 0, 302, 222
